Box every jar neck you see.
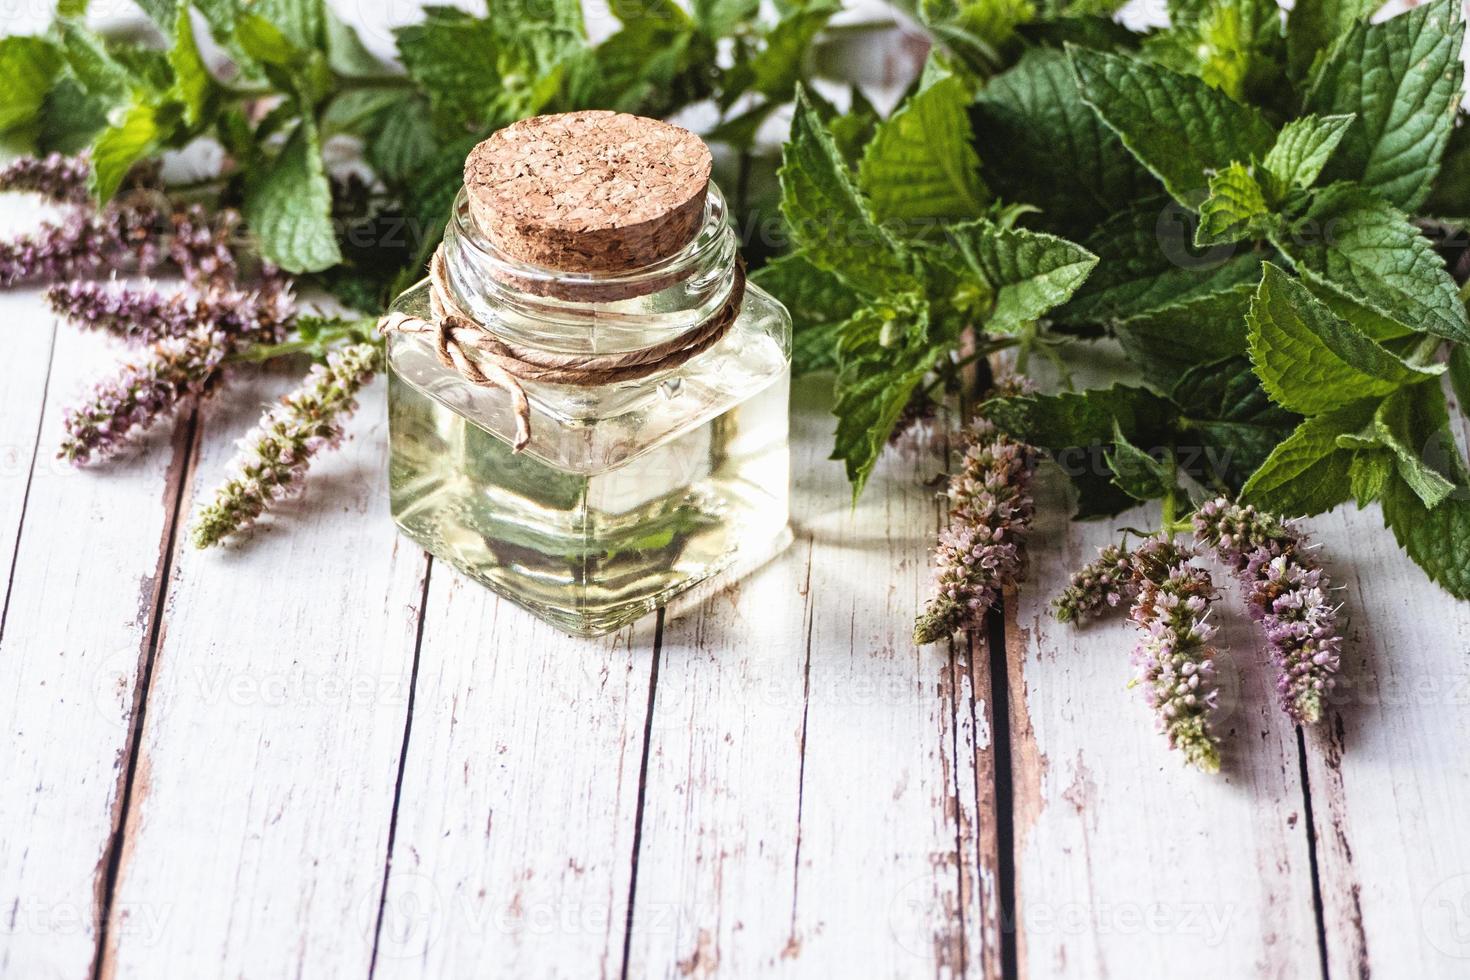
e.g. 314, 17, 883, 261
439, 182, 739, 356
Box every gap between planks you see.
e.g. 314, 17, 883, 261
87, 409, 199, 980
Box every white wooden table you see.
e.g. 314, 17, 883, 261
3, 264, 1470, 979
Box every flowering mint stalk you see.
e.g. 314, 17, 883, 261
1052, 544, 1137, 624
59, 325, 231, 464
1192, 498, 1343, 724
914, 418, 1036, 644
0, 203, 167, 286
168, 205, 240, 287
190, 342, 384, 548
1127, 537, 1223, 773
0, 152, 92, 205
47, 275, 295, 346
57, 276, 296, 463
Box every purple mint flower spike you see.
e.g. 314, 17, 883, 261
168, 205, 241, 287
1052, 543, 1138, 624
1127, 537, 1223, 773
1192, 498, 1343, 725
190, 343, 384, 547
48, 275, 296, 346
0, 152, 93, 205
914, 417, 1036, 644
56, 274, 297, 465
58, 326, 231, 464
0, 203, 167, 287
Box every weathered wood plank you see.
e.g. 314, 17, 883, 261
0, 290, 55, 619
98, 367, 429, 979
1305, 498, 1470, 976
0, 314, 190, 980
1006, 473, 1323, 978
623, 384, 1000, 978
370, 576, 655, 978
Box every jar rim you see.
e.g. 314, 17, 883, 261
447, 181, 731, 294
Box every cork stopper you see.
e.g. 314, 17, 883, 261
464, 111, 714, 275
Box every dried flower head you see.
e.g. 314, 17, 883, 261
191, 343, 384, 548
914, 417, 1036, 644
1192, 498, 1343, 725
1052, 543, 1138, 624
1126, 537, 1222, 773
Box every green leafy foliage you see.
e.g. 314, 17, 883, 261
1240, 400, 1373, 514
945, 220, 1098, 333
969, 47, 1154, 239
1069, 46, 1276, 205
1285, 0, 1377, 80
857, 74, 988, 226
0, 37, 63, 134
1246, 264, 1441, 415
750, 250, 859, 376
243, 118, 341, 273
1195, 163, 1273, 246
1054, 198, 1264, 324
1303, 0, 1464, 210
779, 90, 915, 298
1260, 114, 1354, 199
1272, 184, 1470, 343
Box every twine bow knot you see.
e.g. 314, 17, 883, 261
379, 248, 746, 451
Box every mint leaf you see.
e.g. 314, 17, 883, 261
984, 384, 1174, 450
244, 117, 342, 273
1173, 356, 1301, 488
1055, 197, 1264, 324
857, 75, 988, 227
720, 5, 834, 109
367, 95, 438, 184
780, 88, 917, 298
1381, 471, 1470, 598
1240, 399, 1374, 514
1260, 113, 1354, 196
1285, 0, 1376, 80
1272, 183, 1470, 343
89, 100, 171, 202
253, 0, 325, 52
970, 48, 1154, 239
168, 9, 213, 126
1069, 46, 1276, 205
1144, 0, 1285, 105
1114, 283, 1254, 389
984, 384, 1176, 518
831, 298, 946, 497
1107, 422, 1174, 501
693, 0, 758, 37
1195, 163, 1273, 246
235, 13, 300, 67
0, 36, 62, 134
1372, 383, 1458, 508
750, 250, 860, 376
1303, 0, 1464, 210
396, 6, 580, 131
1349, 449, 1393, 506
945, 220, 1098, 333
1246, 263, 1441, 415
37, 78, 108, 153
59, 22, 133, 103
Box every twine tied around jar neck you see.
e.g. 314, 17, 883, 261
377, 246, 747, 452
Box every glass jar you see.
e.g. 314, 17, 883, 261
385, 159, 792, 637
